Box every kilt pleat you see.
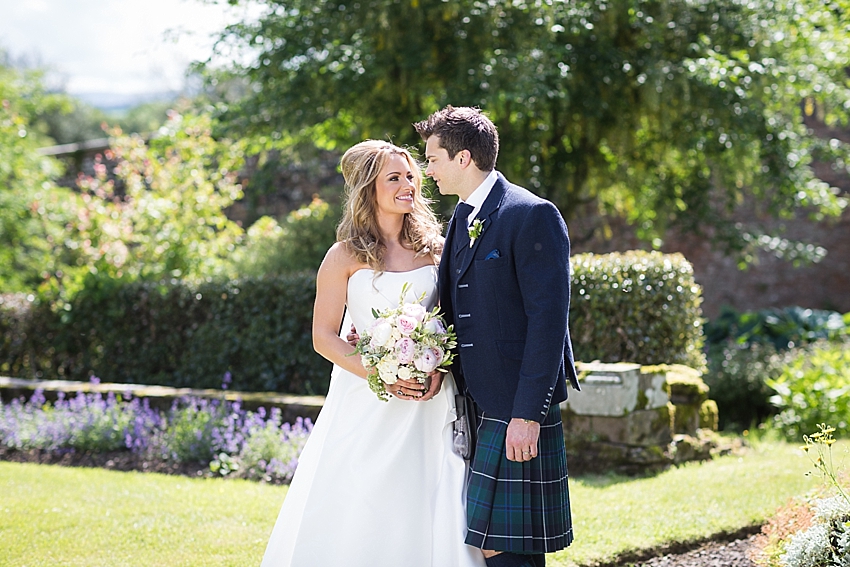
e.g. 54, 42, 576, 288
464, 404, 573, 553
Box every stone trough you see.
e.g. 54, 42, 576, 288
561, 362, 720, 474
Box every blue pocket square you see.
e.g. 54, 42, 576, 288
484, 249, 501, 260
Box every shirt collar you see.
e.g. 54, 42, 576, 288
460, 170, 498, 226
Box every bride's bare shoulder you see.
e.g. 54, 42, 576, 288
320, 242, 366, 278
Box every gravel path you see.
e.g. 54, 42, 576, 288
620, 534, 758, 567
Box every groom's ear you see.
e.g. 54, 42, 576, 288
457, 149, 473, 168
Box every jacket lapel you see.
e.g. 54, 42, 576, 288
456, 173, 508, 280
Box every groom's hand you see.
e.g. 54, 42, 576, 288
346, 325, 359, 347
417, 371, 444, 401
505, 419, 540, 462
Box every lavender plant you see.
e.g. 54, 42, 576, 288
210, 409, 311, 483
0, 389, 161, 453
0, 379, 313, 484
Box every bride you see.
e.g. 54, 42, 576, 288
260, 140, 485, 567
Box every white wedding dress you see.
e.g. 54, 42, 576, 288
261, 266, 485, 567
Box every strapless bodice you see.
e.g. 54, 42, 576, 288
345, 266, 439, 334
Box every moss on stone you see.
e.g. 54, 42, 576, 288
699, 399, 719, 431
665, 373, 709, 404
636, 388, 649, 411
673, 404, 699, 435
640, 363, 701, 378
661, 403, 676, 434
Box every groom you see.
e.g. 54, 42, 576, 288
414, 106, 580, 567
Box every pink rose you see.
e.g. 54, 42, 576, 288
414, 348, 440, 373
431, 346, 445, 365
395, 337, 416, 364
396, 315, 419, 336
402, 303, 427, 322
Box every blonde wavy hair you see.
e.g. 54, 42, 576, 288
337, 140, 443, 272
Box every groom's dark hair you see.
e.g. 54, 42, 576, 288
414, 106, 499, 172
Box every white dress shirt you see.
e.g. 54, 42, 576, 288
460, 170, 499, 227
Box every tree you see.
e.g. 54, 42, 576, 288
0, 62, 77, 292
201, 0, 849, 259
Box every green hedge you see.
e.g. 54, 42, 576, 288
0, 273, 330, 395
570, 251, 706, 371
1, 251, 705, 394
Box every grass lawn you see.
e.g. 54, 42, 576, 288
0, 440, 836, 567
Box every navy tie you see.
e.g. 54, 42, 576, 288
452, 202, 475, 256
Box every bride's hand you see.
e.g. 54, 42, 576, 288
417, 371, 444, 402
389, 377, 426, 400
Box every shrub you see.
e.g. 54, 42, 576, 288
703, 342, 795, 431
214, 411, 312, 483
767, 342, 850, 441
570, 251, 706, 371
4, 250, 706, 394
0, 388, 162, 453
702, 307, 850, 432
157, 397, 225, 463
705, 306, 850, 351
0, 274, 330, 395
232, 197, 339, 276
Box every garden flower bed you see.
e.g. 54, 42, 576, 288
0, 381, 313, 484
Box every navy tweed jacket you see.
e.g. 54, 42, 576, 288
439, 172, 580, 422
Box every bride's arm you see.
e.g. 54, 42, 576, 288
312, 244, 369, 379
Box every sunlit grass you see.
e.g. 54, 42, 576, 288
553, 440, 838, 566
1, 439, 839, 566
0, 462, 286, 567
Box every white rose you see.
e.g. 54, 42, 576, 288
423, 317, 447, 335
380, 368, 399, 384
370, 322, 393, 348
378, 357, 399, 383
397, 365, 412, 380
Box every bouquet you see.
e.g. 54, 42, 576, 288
353, 283, 457, 401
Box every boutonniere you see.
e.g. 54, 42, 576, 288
468, 218, 485, 248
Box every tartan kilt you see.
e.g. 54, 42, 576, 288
465, 404, 573, 553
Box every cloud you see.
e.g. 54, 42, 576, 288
0, 0, 244, 95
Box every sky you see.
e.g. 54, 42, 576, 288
0, 0, 252, 102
